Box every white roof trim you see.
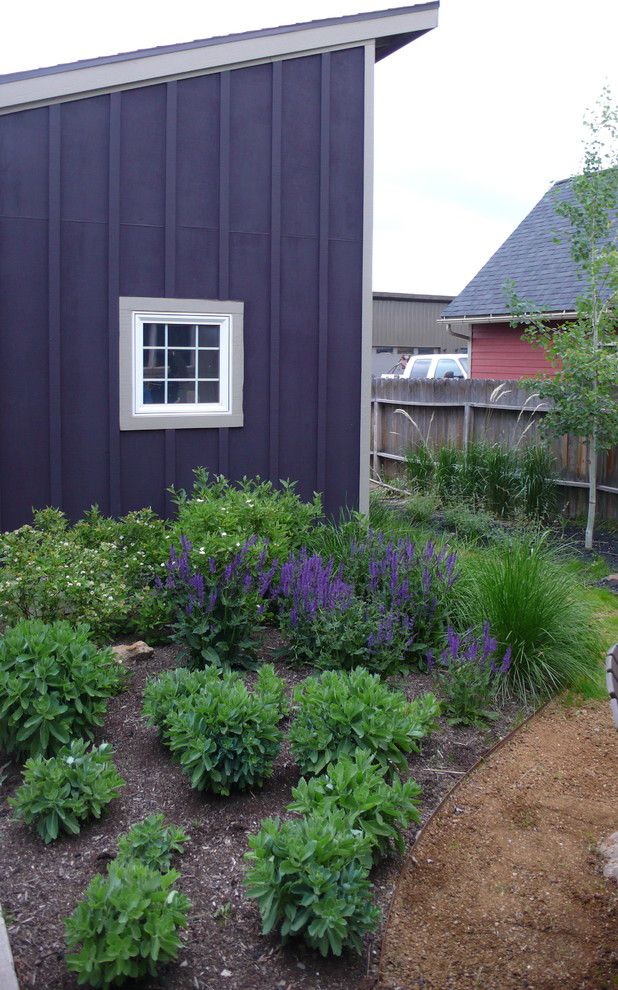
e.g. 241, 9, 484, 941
0, 6, 438, 115
438, 311, 578, 325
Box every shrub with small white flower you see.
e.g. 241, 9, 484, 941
170, 469, 322, 568
0, 506, 171, 641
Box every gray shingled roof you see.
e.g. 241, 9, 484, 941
442, 178, 589, 320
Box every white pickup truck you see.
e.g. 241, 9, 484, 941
381, 353, 469, 380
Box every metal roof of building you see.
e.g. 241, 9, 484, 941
441, 177, 596, 322
0, 4, 439, 114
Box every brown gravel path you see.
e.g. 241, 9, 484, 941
379, 699, 618, 990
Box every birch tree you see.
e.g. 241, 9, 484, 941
507, 89, 618, 548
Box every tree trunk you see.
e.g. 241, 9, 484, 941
585, 433, 597, 550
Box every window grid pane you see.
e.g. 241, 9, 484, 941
141, 321, 222, 407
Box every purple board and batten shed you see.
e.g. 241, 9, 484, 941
0, 4, 438, 529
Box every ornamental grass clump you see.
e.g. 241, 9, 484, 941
428, 624, 511, 727
457, 535, 602, 702
288, 749, 422, 859
65, 816, 190, 988
158, 535, 277, 667
10, 740, 124, 843
143, 664, 285, 795
244, 810, 379, 957
0, 619, 124, 758
289, 667, 440, 776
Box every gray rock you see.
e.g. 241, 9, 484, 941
598, 831, 618, 883
111, 641, 154, 664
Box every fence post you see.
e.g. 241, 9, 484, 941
463, 403, 473, 451
371, 398, 380, 478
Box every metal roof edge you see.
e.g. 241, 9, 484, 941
373, 290, 454, 302
0, 3, 439, 114
437, 311, 578, 325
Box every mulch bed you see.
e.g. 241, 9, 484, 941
0, 637, 523, 990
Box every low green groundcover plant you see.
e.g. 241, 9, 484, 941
143, 664, 285, 795
244, 810, 379, 957
457, 534, 602, 701
288, 749, 422, 858
65, 860, 190, 988
10, 739, 124, 843
289, 667, 440, 776
0, 619, 124, 758
116, 814, 188, 873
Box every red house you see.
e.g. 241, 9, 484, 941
439, 178, 587, 379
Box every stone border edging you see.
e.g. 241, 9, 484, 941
0, 906, 19, 990
378, 697, 553, 983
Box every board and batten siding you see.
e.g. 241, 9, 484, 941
0, 48, 365, 529
471, 323, 556, 380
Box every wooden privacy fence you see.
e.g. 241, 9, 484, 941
371, 377, 618, 520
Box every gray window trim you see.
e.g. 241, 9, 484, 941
119, 296, 244, 430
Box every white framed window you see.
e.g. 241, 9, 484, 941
119, 297, 244, 430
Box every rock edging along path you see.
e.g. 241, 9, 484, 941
379, 699, 618, 990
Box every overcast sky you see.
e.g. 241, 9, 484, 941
2, 0, 617, 296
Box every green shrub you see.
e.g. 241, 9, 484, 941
288, 749, 421, 858
402, 492, 440, 525
9, 740, 124, 843
0, 507, 171, 641
143, 665, 284, 795
170, 470, 322, 568
289, 668, 440, 776
244, 810, 379, 956
457, 535, 602, 701
65, 859, 190, 987
116, 814, 188, 873
0, 619, 124, 758
441, 505, 505, 544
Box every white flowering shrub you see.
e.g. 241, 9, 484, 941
0, 507, 172, 641
170, 470, 322, 568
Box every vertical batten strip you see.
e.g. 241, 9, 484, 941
358, 43, 375, 514
316, 53, 331, 497
218, 70, 231, 477
164, 81, 178, 513
48, 104, 63, 508
269, 61, 282, 483
108, 92, 122, 516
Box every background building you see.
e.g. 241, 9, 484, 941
372, 291, 469, 375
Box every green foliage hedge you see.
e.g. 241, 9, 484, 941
0, 619, 124, 758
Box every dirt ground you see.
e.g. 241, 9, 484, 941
379, 699, 618, 990
0, 642, 522, 990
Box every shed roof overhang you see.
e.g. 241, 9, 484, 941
0, 3, 438, 115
